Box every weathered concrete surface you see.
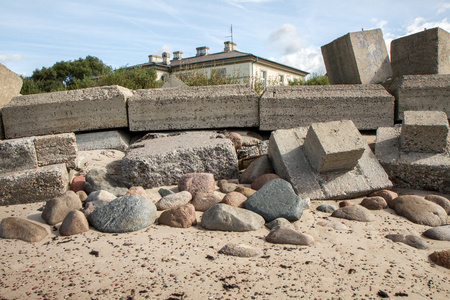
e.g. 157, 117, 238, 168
387, 74, 450, 121
161, 75, 187, 88
0, 109, 4, 140
376, 126, 450, 193
400, 111, 449, 153
34, 133, 78, 169
259, 84, 394, 131
2, 85, 132, 139
128, 84, 259, 131
0, 137, 38, 173
269, 122, 392, 200
122, 131, 239, 188
76, 130, 130, 151
0, 164, 69, 206
0, 63, 22, 108
391, 27, 450, 78
321, 29, 392, 84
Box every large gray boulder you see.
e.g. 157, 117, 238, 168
201, 204, 265, 232
245, 178, 306, 222
393, 195, 448, 227
122, 132, 238, 188
89, 195, 157, 233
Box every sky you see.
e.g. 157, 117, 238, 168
1, 0, 449, 77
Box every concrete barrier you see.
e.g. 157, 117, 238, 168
391, 27, 450, 78
259, 84, 394, 131
387, 74, 450, 121
128, 84, 259, 132
76, 130, 130, 151
0, 137, 38, 173
321, 29, 392, 84
2, 85, 132, 139
0, 63, 22, 109
34, 133, 78, 169
0, 109, 4, 140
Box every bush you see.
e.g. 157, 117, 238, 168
289, 73, 329, 86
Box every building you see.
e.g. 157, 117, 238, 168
134, 41, 309, 86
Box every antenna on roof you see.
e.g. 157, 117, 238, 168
226, 25, 233, 43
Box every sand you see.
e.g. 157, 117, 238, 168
0, 149, 449, 299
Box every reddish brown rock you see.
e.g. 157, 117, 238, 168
251, 173, 280, 190
235, 186, 257, 197
178, 173, 215, 198
0, 217, 48, 242
41, 191, 82, 225
225, 132, 243, 149
158, 203, 197, 228
70, 176, 85, 193
59, 210, 89, 236
429, 250, 450, 269
360, 196, 388, 210
339, 200, 352, 208
369, 189, 398, 209
191, 192, 222, 212
222, 191, 247, 208
126, 186, 150, 200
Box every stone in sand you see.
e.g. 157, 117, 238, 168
0, 217, 47, 242
178, 173, 215, 198
331, 205, 375, 222
84, 168, 128, 196
85, 190, 116, 202
266, 225, 314, 246
251, 173, 280, 190
218, 243, 262, 257
201, 203, 265, 232
393, 195, 448, 227
59, 210, 89, 236
424, 194, 450, 214
239, 155, 274, 184
316, 204, 336, 213
369, 189, 398, 209
235, 186, 257, 197
41, 191, 82, 225
385, 234, 429, 249
265, 217, 295, 230
217, 179, 238, 194
126, 186, 150, 200
429, 250, 450, 269
221, 191, 247, 208
423, 226, 450, 241
70, 176, 85, 193
191, 192, 222, 212
360, 196, 388, 210
158, 203, 197, 228
156, 191, 192, 211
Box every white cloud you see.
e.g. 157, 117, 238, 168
267, 24, 304, 55
274, 45, 325, 75
0, 54, 28, 64
153, 45, 174, 56
371, 18, 388, 30
404, 17, 450, 36
438, 3, 450, 14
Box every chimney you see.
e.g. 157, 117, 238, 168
162, 52, 171, 65
196, 46, 209, 56
173, 51, 183, 60
224, 41, 236, 52
148, 55, 163, 63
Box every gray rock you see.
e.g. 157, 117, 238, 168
59, 210, 89, 236
76, 130, 130, 151
266, 225, 314, 246
84, 168, 128, 196
156, 191, 192, 211
317, 220, 348, 230
239, 155, 274, 184
385, 234, 429, 249
158, 188, 175, 197
85, 190, 117, 202
245, 178, 306, 222
0, 217, 47, 242
218, 243, 262, 257
217, 179, 238, 194
89, 195, 157, 233
425, 194, 450, 215
393, 195, 448, 227
0, 137, 38, 173
331, 205, 375, 222
201, 204, 265, 232
316, 204, 336, 213
265, 218, 295, 230
41, 191, 82, 225
423, 225, 450, 241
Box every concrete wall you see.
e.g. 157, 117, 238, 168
0, 63, 23, 109
391, 27, 450, 78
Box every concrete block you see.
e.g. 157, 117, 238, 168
0, 164, 69, 206
0, 63, 22, 108
400, 111, 449, 153
128, 84, 259, 131
76, 130, 130, 151
391, 27, 450, 78
122, 131, 239, 188
161, 75, 187, 88
2, 85, 132, 139
387, 74, 450, 121
0, 109, 4, 140
34, 133, 78, 169
269, 121, 392, 200
0, 137, 38, 174
376, 126, 450, 193
304, 120, 365, 173
259, 84, 394, 131
321, 29, 392, 84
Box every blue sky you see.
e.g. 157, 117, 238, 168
1, 0, 449, 76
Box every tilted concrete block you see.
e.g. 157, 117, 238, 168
0, 137, 38, 174
400, 111, 449, 153
376, 126, 450, 193
122, 131, 239, 188
321, 29, 392, 84
391, 27, 450, 78
76, 130, 130, 151
0, 63, 22, 108
387, 74, 450, 121
34, 133, 78, 169
2, 85, 132, 139
0, 109, 4, 140
0, 164, 69, 206
269, 121, 392, 200
304, 120, 365, 173
128, 84, 259, 131
259, 84, 394, 131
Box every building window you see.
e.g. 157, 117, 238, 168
278, 75, 284, 85
260, 70, 267, 85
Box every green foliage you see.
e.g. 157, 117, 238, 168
289, 73, 329, 86
174, 64, 241, 87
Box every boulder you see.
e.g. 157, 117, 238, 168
331, 205, 375, 222
59, 210, 89, 236
158, 188, 175, 197
178, 173, 216, 198
393, 195, 448, 227
425, 194, 450, 215
221, 192, 247, 208
70, 176, 86, 193
429, 250, 450, 269
239, 155, 274, 184
265, 217, 295, 230
225, 132, 243, 149
423, 225, 450, 241
0, 217, 47, 242
234, 186, 257, 197
156, 191, 192, 211
84, 168, 128, 196
85, 190, 117, 202
385, 234, 429, 249
76, 190, 88, 202
360, 196, 388, 210
201, 204, 265, 232
125, 186, 150, 200
245, 179, 306, 222
316, 204, 336, 213
266, 225, 314, 246
41, 191, 82, 225
369, 189, 398, 209
89, 195, 157, 233
251, 173, 280, 190
191, 192, 222, 212
158, 204, 197, 228
218, 243, 262, 257
217, 179, 238, 194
